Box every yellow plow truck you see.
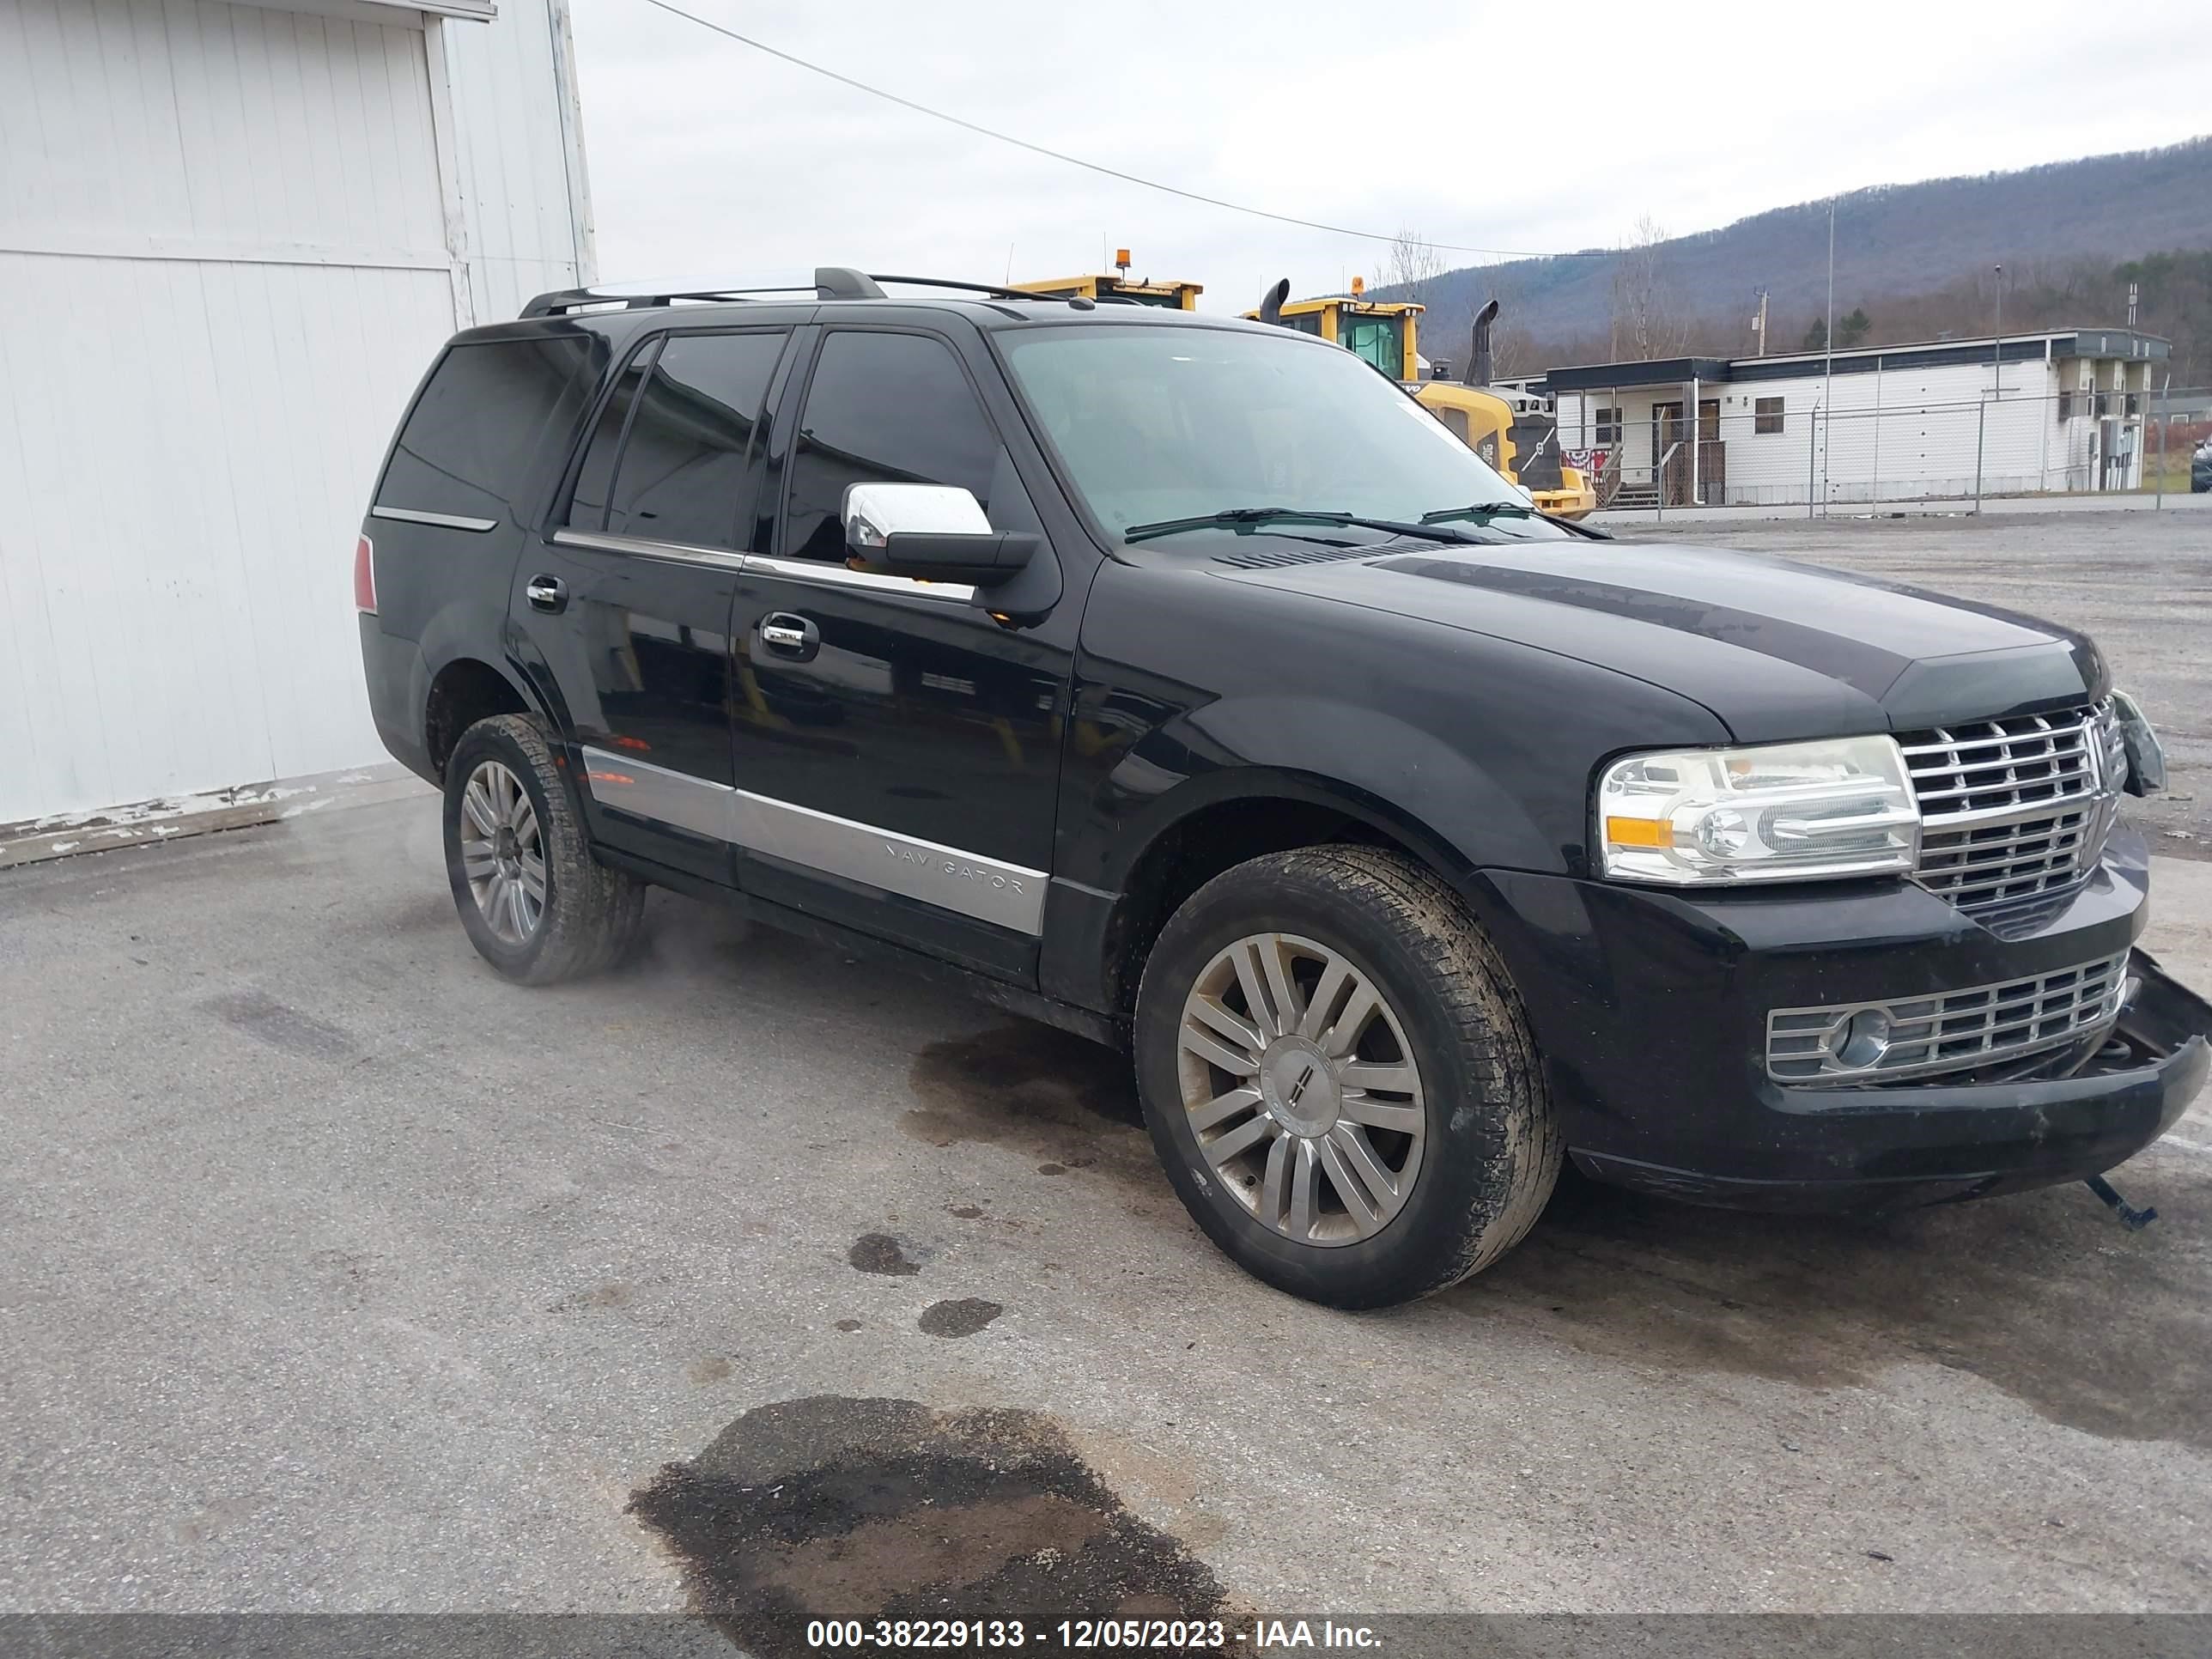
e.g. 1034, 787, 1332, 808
1012, 251, 1202, 311
1248, 282, 1595, 520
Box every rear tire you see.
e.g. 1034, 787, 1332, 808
1133, 846, 1559, 1309
442, 714, 645, 985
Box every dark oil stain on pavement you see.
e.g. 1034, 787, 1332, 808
919, 1298, 1003, 1338
629, 1396, 1228, 1659
902, 1025, 1149, 1177
547, 1281, 635, 1314
1458, 1162, 2212, 1449
201, 989, 357, 1061
848, 1233, 920, 1277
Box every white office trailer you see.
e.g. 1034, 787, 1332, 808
1547, 329, 2171, 509
0, 0, 592, 831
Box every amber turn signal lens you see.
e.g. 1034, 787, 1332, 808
1604, 816, 1672, 848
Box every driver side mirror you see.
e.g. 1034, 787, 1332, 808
842, 483, 1037, 586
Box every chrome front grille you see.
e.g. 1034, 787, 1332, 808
1900, 701, 2124, 914
1767, 951, 2131, 1085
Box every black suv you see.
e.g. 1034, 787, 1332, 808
356, 269, 2209, 1308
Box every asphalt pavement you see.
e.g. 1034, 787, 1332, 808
3, 809, 2209, 1625
3, 511, 2211, 1632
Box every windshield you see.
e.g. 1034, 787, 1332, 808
999, 325, 1559, 543
1338, 314, 1403, 374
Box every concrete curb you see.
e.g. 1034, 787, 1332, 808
0, 763, 434, 870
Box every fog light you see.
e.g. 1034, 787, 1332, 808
1833, 1008, 1893, 1069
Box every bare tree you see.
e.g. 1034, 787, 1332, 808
1609, 215, 1690, 360
1490, 323, 1537, 380
1384, 228, 1451, 309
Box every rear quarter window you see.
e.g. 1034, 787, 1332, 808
376, 334, 602, 524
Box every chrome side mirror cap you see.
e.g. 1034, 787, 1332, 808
843, 483, 993, 550
842, 483, 1036, 586
2112, 690, 2166, 797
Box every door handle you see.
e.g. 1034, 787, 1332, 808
759, 612, 819, 659
525, 574, 568, 614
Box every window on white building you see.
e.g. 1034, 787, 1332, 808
1754, 396, 1784, 434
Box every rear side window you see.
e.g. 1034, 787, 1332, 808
605, 331, 786, 547
568, 340, 657, 532
782, 331, 1003, 562
377, 335, 599, 523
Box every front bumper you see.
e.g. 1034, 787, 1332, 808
1470, 824, 2212, 1211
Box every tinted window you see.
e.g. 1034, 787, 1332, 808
606, 331, 786, 547
568, 341, 657, 532
378, 335, 599, 522
783, 331, 1003, 562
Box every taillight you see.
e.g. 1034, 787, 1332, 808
354, 534, 377, 614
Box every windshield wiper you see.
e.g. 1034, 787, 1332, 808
1420, 501, 1534, 523
1124, 507, 1482, 546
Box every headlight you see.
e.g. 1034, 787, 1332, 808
1596, 734, 1919, 885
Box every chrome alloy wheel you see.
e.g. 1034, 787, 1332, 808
1176, 933, 1425, 1246
459, 760, 546, 945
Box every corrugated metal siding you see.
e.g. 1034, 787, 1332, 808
441, 0, 590, 322
0, 0, 588, 824
1, 0, 449, 265
0, 250, 454, 823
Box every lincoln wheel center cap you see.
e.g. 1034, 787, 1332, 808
1260, 1036, 1341, 1139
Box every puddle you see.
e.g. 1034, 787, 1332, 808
1459, 1163, 2212, 1448
629, 1396, 1228, 1657
919, 1298, 1003, 1338
848, 1234, 920, 1277
902, 1025, 1149, 1177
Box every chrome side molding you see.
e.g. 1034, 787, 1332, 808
577, 746, 1045, 934
370, 505, 499, 532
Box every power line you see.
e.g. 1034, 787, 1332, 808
629, 0, 1591, 262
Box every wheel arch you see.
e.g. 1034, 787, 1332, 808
1076, 767, 1480, 1021
420, 653, 538, 781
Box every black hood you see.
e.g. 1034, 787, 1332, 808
1228, 536, 2107, 744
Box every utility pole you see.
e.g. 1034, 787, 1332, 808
1821, 198, 1836, 510
1753, 289, 1769, 356
1992, 264, 2004, 398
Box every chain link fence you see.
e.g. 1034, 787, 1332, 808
1564, 386, 2211, 514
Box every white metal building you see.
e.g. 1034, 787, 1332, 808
1547, 329, 2171, 508
0, 0, 592, 830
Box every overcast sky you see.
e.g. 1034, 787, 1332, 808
567, 0, 2212, 313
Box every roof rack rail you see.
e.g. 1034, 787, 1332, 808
864, 274, 1083, 305
520, 267, 890, 319
517, 267, 1106, 319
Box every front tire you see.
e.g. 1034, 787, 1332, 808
1133, 846, 1559, 1309
442, 714, 645, 984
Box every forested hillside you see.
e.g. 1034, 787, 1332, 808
1376, 137, 2212, 386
